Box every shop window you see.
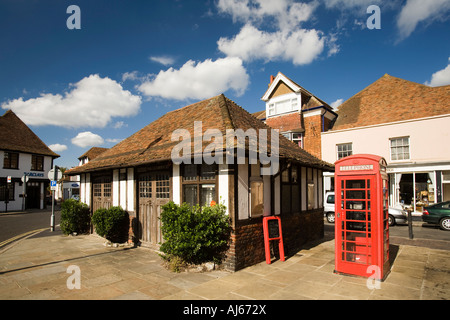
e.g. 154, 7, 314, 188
182, 164, 217, 207
390, 137, 410, 161
3, 152, 19, 169
337, 143, 352, 160
0, 182, 14, 201
31, 155, 44, 171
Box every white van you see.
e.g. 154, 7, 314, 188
324, 191, 335, 223
323, 191, 407, 226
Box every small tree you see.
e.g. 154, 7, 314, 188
60, 199, 91, 235
92, 206, 129, 243
160, 201, 231, 267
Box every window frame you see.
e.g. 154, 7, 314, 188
266, 94, 300, 118
3, 152, 19, 169
0, 181, 15, 201
31, 155, 44, 171
337, 143, 353, 160
181, 163, 218, 207
282, 132, 304, 149
390, 136, 410, 161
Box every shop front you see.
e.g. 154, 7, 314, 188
388, 163, 450, 215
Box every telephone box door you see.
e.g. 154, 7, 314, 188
336, 176, 376, 276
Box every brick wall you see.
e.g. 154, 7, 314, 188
223, 209, 324, 272
303, 114, 322, 159
265, 113, 302, 133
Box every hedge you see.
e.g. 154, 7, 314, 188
159, 201, 231, 266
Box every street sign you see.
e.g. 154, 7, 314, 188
50, 180, 58, 191
47, 168, 63, 181
21, 176, 29, 183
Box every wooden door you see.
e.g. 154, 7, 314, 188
138, 171, 171, 245
92, 175, 112, 213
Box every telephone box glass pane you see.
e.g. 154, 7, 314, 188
340, 178, 372, 265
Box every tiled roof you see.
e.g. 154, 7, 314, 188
78, 147, 109, 160
0, 110, 59, 157
67, 94, 333, 175
332, 74, 450, 131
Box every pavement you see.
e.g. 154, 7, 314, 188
0, 227, 449, 301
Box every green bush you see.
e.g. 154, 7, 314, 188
60, 199, 91, 235
160, 201, 231, 266
92, 206, 130, 243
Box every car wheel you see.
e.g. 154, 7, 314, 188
439, 217, 450, 231
327, 212, 335, 223
388, 215, 396, 226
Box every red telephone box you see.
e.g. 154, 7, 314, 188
334, 154, 390, 280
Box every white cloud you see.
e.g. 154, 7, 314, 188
48, 144, 68, 152
218, 24, 325, 65
106, 138, 124, 144
324, 0, 383, 10
1, 74, 142, 128
137, 57, 249, 100
397, 0, 450, 40
216, 0, 333, 65
217, 0, 317, 31
149, 56, 176, 66
330, 98, 344, 110
425, 57, 450, 87
71, 132, 104, 148
121, 71, 140, 82
113, 121, 127, 129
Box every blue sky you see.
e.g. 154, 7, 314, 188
1, 0, 449, 169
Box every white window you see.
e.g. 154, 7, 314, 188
390, 137, 410, 161
268, 103, 275, 116
267, 96, 300, 117
276, 99, 291, 114
282, 132, 304, 149
292, 133, 303, 148
337, 143, 352, 160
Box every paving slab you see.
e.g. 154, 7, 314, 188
0, 231, 449, 300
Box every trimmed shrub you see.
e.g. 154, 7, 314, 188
160, 201, 231, 266
60, 199, 91, 235
92, 206, 129, 243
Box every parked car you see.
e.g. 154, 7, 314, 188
323, 191, 407, 226
324, 191, 335, 223
422, 201, 450, 231
388, 206, 408, 226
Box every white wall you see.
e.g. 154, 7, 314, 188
322, 115, 450, 165
218, 163, 229, 215
172, 164, 181, 205
1, 151, 54, 211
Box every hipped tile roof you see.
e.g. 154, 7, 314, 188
332, 74, 450, 131
67, 94, 333, 175
0, 110, 59, 158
